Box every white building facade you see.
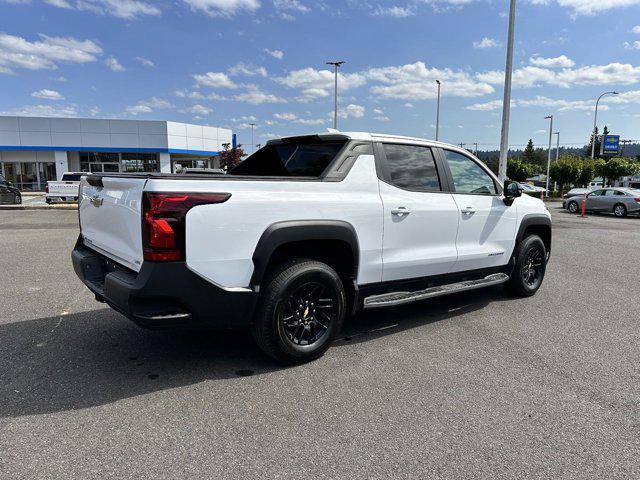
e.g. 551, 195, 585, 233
0, 116, 233, 191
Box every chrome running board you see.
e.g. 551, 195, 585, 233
363, 273, 509, 309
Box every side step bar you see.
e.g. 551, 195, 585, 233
363, 273, 510, 309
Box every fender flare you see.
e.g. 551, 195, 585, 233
515, 214, 552, 252
250, 220, 360, 288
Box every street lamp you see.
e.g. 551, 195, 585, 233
435, 80, 441, 141
249, 123, 256, 153
498, 0, 517, 181
326, 61, 345, 130
544, 115, 553, 194
590, 91, 618, 159
554, 132, 560, 161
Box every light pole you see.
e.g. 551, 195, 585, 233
326, 61, 345, 130
435, 80, 441, 141
590, 91, 618, 159
249, 123, 256, 153
473, 142, 478, 156
554, 132, 560, 161
498, 0, 517, 181
544, 115, 553, 194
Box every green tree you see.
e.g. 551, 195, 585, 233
585, 126, 600, 158
576, 158, 595, 187
549, 155, 581, 194
595, 157, 640, 186
522, 139, 536, 164
507, 158, 534, 182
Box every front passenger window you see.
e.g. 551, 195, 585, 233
444, 150, 497, 195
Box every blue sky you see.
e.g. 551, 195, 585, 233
1, 0, 640, 151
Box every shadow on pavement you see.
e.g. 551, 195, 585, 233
0, 287, 503, 418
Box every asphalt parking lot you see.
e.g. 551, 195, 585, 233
1, 207, 639, 479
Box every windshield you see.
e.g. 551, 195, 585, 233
62, 173, 83, 181
229, 140, 347, 177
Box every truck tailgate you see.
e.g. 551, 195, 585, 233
79, 176, 147, 271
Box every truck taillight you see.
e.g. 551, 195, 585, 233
142, 192, 230, 262
635, 198, 640, 203
45, 182, 49, 194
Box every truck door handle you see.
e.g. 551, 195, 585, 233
391, 207, 411, 216
461, 207, 476, 215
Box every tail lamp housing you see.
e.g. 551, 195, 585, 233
142, 192, 230, 262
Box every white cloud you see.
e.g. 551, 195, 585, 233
556, 0, 640, 16
44, 0, 161, 19
473, 37, 501, 49
275, 67, 366, 101
373, 107, 390, 121
296, 118, 326, 125
125, 104, 152, 115
466, 95, 610, 112
182, 0, 260, 16
1, 103, 79, 117
233, 86, 286, 104
404, 102, 414, 108
105, 56, 125, 72
187, 104, 213, 115
193, 71, 237, 88
273, 0, 309, 12
274, 112, 297, 120
264, 48, 283, 59
136, 56, 155, 67
372, 5, 414, 17
368, 61, 494, 99
633, 25, 640, 34
0, 33, 102, 73
125, 96, 172, 115
31, 88, 64, 100
529, 55, 575, 68
337, 103, 365, 119
51, 75, 67, 81
88, 106, 100, 116
228, 62, 267, 77
624, 41, 640, 50
175, 89, 226, 101
466, 99, 503, 111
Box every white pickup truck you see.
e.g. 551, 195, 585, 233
72, 132, 551, 363
46, 172, 83, 203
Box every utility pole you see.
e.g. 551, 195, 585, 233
498, 0, 517, 181
326, 61, 345, 130
249, 123, 256, 153
545, 115, 553, 194
591, 91, 618, 159
435, 80, 441, 141
554, 132, 560, 161
459, 143, 466, 149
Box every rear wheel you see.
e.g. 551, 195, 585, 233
613, 203, 627, 217
14, 194, 21, 205
251, 259, 346, 364
505, 235, 547, 297
567, 201, 579, 214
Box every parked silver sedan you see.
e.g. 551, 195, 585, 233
563, 188, 640, 217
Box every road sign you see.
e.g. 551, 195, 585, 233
601, 134, 620, 155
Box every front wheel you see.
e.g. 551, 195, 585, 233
505, 235, 547, 297
567, 201, 579, 214
251, 259, 346, 364
14, 194, 21, 205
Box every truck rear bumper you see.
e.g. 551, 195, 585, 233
72, 237, 258, 329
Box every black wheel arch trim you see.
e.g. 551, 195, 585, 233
250, 220, 360, 289
515, 214, 552, 255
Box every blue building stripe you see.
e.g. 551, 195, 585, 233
0, 145, 219, 155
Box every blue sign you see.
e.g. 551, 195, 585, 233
232, 133, 237, 149
602, 134, 620, 154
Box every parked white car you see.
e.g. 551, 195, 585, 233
46, 172, 83, 203
72, 132, 552, 363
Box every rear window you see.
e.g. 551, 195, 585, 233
229, 141, 346, 177
62, 173, 83, 181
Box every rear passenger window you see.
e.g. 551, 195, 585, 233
444, 150, 497, 195
381, 144, 441, 191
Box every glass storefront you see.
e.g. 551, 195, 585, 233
79, 152, 120, 173
121, 153, 158, 172
171, 157, 213, 173
1, 162, 56, 191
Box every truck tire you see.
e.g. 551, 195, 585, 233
251, 259, 346, 364
505, 234, 547, 297
14, 194, 21, 205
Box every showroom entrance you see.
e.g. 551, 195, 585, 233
0, 162, 56, 191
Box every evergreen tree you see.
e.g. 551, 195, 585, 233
523, 139, 536, 164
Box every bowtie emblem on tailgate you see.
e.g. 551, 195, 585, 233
90, 195, 104, 207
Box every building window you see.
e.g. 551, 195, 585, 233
121, 153, 158, 172
80, 152, 120, 173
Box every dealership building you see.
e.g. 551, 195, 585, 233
0, 116, 233, 191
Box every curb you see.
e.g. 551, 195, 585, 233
0, 205, 78, 211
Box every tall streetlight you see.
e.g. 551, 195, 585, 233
590, 91, 618, 159
435, 80, 441, 141
554, 131, 560, 161
326, 61, 345, 130
544, 115, 553, 194
498, 0, 517, 181
249, 123, 256, 153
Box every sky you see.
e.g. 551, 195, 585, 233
1, 0, 640, 151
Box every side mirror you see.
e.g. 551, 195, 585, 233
503, 180, 521, 205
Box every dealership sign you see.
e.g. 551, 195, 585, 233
601, 134, 620, 155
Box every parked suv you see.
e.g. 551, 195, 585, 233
0, 174, 21, 204
72, 132, 551, 363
